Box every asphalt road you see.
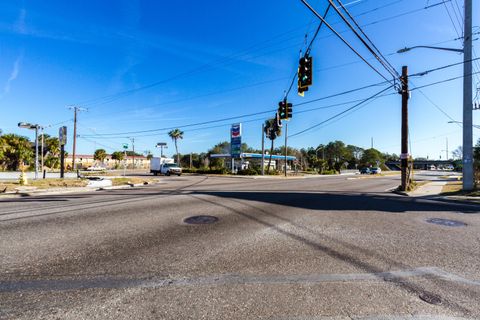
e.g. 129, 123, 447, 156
0, 173, 479, 319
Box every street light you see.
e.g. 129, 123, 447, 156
18, 122, 41, 179
315, 146, 324, 160
397, 46, 463, 54
448, 121, 480, 129
397, 2, 473, 191
155, 142, 167, 158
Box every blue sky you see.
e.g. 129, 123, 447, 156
1, 0, 479, 159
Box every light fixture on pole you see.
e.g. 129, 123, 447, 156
155, 142, 167, 158
397, 0, 473, 190
18, 122, 41, 179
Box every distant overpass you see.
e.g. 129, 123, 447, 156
386, 160, 455, 170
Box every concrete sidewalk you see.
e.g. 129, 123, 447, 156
408, 181, 447, 197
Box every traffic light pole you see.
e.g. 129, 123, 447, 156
60, 144, 65, 179
284, 122, 288, 177
261, 123, 265, 176
400, 66, 409, 191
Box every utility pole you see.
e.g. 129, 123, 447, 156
130, 137, 135, 170
400, 66, 409, 191
69, 106, 86, 171
41, 127, 45, 179
371, 137, 373, 149
284, 122, 288, 177
463, 0, 474, 190
34, 126, 39, 180
261, 123, 265, 176
446, 137, 449, 161
190, 152, 193, 169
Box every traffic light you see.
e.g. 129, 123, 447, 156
278, 100, 287, 120
278, 100, 293, 120
298, 55, 313, 96
286, 103, 293, 119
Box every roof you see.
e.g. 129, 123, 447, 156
210, 153, 296, 161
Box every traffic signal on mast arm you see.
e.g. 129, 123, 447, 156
286, 102, 293, 119
278, 100, 287, 120
298, 55, 313, 96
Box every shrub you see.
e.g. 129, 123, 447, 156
237, 168, 259, 175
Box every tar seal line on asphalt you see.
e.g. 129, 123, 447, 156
426, 218, 467, 227
183, 215, 219, 225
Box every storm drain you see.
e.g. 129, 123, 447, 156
419, 292, 442, 305
184, 215, 219, 225
426, 218, 467, 227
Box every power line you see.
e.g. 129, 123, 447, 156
409, 57, 480, 77
81, 79, 393, 138
410, 71, 480, 91
331, 0, 399, 81
289, 85, 393, 138
80, 67, 480, 139
300, 0, 395, 85
73, 0, 432, 110
285, 4, 332, 98
442, 0, 462, 39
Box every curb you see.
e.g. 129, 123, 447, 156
0, 181, 160, 198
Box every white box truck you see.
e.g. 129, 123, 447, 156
150, 157, 182, 176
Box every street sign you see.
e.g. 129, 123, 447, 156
123, 143, 129, 149
230, 123, 242, 158
59, 126, 67, 145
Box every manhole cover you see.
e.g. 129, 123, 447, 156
419, 292, 442, 305
426, 218, 467, 227
184, 215, 219, 225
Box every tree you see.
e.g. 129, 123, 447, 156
111, 151, 124, 162
208, 142, 230, 169
346, 145, 364, 169
0, 134, 34, 170
168, 129, 184, 166
452, 146, 463, 160
38, 134, 62, 169
324, 141, 348, 171
264, 119, 281, 174
474, 139, 480, 184
360, 148, 384, 168
93, 149, 107, 163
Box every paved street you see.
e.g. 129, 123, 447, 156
0, 174, 479, 319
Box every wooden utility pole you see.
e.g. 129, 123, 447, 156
69, 106, 86, 170
72, 108, 77, 170
400, 66, 409, 191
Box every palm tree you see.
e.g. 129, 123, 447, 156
264, 119, 281, 174
168, 129, 184, 166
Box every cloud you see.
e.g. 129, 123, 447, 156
2, 54, 23, 96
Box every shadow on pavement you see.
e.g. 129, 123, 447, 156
190, 190, 480, 214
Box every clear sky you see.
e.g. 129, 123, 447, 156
1, 0, 479, 160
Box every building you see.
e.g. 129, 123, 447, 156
64, 154, 150, 170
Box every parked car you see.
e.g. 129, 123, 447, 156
86, 165, 107, 171
360, 168, 370, 174
370, 167, 382, 174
